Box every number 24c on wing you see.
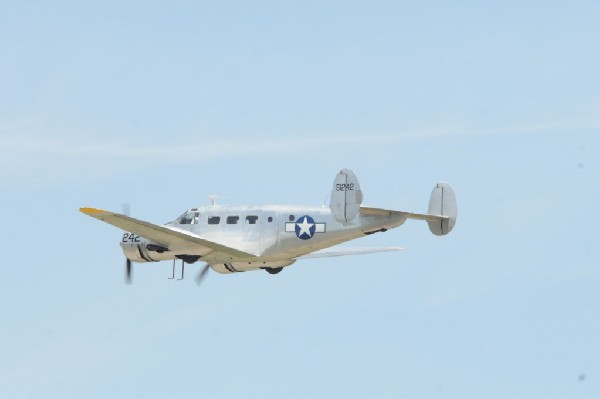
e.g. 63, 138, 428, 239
336, 183, 355, 191
122, 233, 141, 243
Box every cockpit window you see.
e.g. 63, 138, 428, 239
178, 211, 200, 225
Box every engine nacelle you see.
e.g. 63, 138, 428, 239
120, 234, 169, 263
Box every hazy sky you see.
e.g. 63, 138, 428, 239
1, 1, 599, 398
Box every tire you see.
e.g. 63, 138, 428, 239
265, 267, 283, 275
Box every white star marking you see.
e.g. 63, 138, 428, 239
297, 216, 315, 237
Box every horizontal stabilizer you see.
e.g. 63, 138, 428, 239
359, 181, 457, 236
360, 207, 449, 223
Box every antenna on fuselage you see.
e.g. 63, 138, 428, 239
322, 191, 331, 208
208, 194, 229, 206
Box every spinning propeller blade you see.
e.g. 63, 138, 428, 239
195, 265, 210, 286
125, 258, 132, 284
122, 203, 133, 284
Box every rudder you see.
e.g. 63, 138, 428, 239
329, 168, 363, 223
427, 181, 457, 235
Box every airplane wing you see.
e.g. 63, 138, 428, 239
360, 206, 449, 222
80, 207, 256, 258
298, 246, 403, 259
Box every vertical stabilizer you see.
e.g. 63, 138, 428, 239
427, 182, 457, 235
329, 168, 363, 223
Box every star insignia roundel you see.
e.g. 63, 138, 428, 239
284, 215, 326, 239
295, 215, 316, 240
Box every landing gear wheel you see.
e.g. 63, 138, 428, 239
265, 267, 283, 275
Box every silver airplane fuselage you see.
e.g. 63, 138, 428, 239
82, 168, 457, 279
121, 204, 407, 274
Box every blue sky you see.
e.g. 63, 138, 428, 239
1, 1, 599, 398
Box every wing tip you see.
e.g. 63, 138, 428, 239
80, 207, 107, 215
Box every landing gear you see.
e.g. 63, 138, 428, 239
264, 267, 283, 275
169, 255, 201, 280
169, 259, 185, 280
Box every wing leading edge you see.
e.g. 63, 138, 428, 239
298, 246, 404, 259
79, 207, 256, 258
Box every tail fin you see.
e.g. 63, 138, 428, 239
427, 182, 457, 235
329, 168, 363, 223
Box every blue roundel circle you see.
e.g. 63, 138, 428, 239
295, 215, 316, 240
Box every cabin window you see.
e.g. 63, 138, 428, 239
268, 216, 273, 223
227, 216, 240, 224
288, 215, 295, 221
245, 215, 259, 224
207, 216, 221, 225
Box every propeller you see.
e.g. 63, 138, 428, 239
122, 203, 132, 284
125, 259, 132, 284
120, 202, 208, 286
195, 264, 210, 286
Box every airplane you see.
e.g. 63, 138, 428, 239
80, 168, 457, 285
